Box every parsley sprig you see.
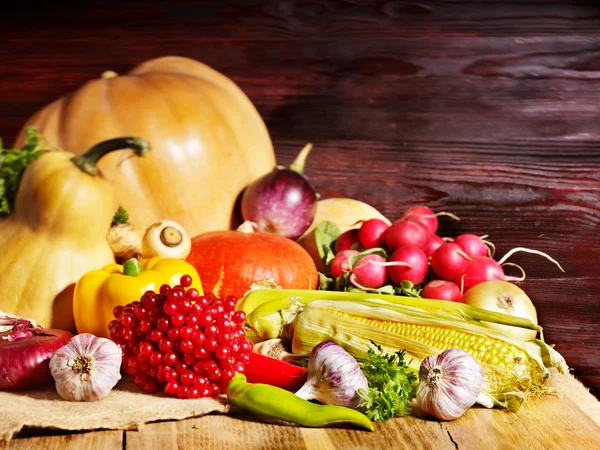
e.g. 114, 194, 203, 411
0, 127, 49, 215
358, 342, 417, 421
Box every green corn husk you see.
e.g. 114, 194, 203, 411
242, 289, 568, 411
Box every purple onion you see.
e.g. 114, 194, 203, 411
241, 144, 318, 240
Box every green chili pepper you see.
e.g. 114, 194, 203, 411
227, 374, 374, 431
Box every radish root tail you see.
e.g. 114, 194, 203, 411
456, 248, 473, 261
349, 273, 383, 291
502, 262, 526, 282
498, 247, 565, 272
482, 239, 496, 258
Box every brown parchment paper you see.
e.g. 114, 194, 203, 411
0, 377, 229, 440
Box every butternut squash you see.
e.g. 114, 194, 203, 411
0, 137, 149, 331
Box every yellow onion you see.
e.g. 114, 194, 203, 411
461, 281, 538, 341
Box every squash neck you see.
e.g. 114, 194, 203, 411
70, 137, 150, 176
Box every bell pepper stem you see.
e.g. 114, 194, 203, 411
71, 137, 151, 176
123, 258, 144, 277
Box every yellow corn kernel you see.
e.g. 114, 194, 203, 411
326, 309, 529, 372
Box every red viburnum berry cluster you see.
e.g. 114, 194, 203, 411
110, 274, 252, 399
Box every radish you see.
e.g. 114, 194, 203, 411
422, 280, 462, 302
430, 243, 472, 280
350, 254, 389, 289
335, 229, 360, 253
455, 234, 495, 258
459, 247, 564, 291
358, 218, 389, 249
330, 249, 360, 278
422, 235, 445, 257
387, 246, 429, 285
400, 206, 460, 236
385, 220, 431, 251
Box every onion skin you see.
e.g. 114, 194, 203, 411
0, 328, 73, 390
461, 280, 538, 341
241, 168, 318, 240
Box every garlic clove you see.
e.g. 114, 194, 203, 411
50, 333, 122, 401
416, 348, 484, 421
295, 341, 368, 409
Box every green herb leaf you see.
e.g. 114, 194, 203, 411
317, 272, 335, 290
394, 280, 423, 298
0, 127, 48, 216
314, 221, 341, 267
111, 206, 129, 226
358, 342, 417, 421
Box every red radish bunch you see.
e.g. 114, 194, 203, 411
326, 204, 563, 302
110, 274, 252, 399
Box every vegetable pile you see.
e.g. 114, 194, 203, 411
0, 56, 573, 435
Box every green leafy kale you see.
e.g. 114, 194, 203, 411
358, 342, 417, 421
0, 127, 48, 215
111, 206, 129, 226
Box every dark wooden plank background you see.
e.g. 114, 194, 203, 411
0, 0, 598, 397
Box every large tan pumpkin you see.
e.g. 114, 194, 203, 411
16, 56, 276, 236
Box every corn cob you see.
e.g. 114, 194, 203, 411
242, 289, 567, 410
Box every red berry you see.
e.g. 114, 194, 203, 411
187, 387, 201, 399
156, 316, 170, 331
193, 376, 208, 389
232, 310, 246, 324
160, 284, 171, 294
198, 314, 213, 327
177, 386, 189, 399
180, 371, 195, 386
139, 341, 153, 357
171, 313, 186, 327
236, 353, 250, 365
197, 296, 210, 308
223, 297, 237, 312
180, 339, 194, 353
204, 325, 218, 338
180, 274, 193, 287
190, 303, 202, 315
167, 328, 181, 341
149, 329, 163, 342
207, 367, 221, 381
179, 326, 194, 340
185, 314, 199, 327
215, 346, 230, 360
163, 351, 179, 366
233, 362, 245, 374
163, 301, 178, 316
113, 305, 124, 318
164, 380, 179, 395
138, 320, 151, 334
204, 338, 219, 352
149, 351, 163, 366
178, 298, 192, 313
183, 353, 197, 365
158, 338, 173, 352
193, 347, 210, 360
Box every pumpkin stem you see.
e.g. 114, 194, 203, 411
289, 143, 313, 173
70, 137, 151, 176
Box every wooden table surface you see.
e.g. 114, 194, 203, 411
1, 0, 599, 447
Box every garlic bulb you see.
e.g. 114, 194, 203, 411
416, 348, 484, 421
50, 333, 122, 401
295, 341, 368, 409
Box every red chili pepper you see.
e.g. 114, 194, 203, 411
244, 352, 308, 391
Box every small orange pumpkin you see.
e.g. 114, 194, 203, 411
186, 226, 319, 299
16, 56, 275, 236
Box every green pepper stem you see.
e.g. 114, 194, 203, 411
289, 143, 313, 173
70, 137, 151, 176
123, 258, 144, 277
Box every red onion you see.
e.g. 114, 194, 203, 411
241, 143, 318, 240
0, 312, 73, 390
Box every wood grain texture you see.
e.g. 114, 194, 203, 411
122, 390, 600, 449
0, 430, 123, 450
0, 0, 599, 396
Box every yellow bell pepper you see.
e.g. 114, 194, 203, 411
73, 257, 203, 338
